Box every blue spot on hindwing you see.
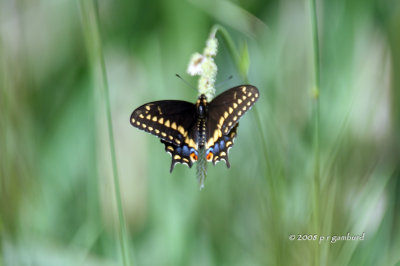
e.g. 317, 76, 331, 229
190, 148, 198, 156
219, 139, 226, 149
175, 146, 182, 154
182, 145, 190, 157
213, 143, 220, 154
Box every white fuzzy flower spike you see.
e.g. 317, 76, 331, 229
187, 34, 218, 101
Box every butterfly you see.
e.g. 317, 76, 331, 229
130, 85, 259, 172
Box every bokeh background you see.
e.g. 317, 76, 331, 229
1, 0, 400, 265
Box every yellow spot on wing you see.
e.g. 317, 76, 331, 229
229, 107, 233, 114
146, 114, 151, 120
238, 99, 242, 104
220, 151, 226, 157
161, 132, 167, 137
177, 126, 186, 136
219, 117, 224, 127
148, 126, 153, 131
224, 111, 229, 118
167, 146, 174, 151
155, 129, 160, 134
255, 93, 259, 98
185, 137, 197, 149
145, 105, 151, 111
171, 122, 177, 130
139, 114, 144, 119
131, 118, 135, 123
242, 86, 247, 92
168, 135, 173, 140
152, 116, 157, 122
233, 103, 238, 108
206, 137, 214, 149
164, 120, 170, 127
213, 130, 220, 142
158, 117, 164, 124
174, 154, 181, 160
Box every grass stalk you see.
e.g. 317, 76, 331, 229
79, 0, 132, 265
309, 0, 321, 264
210, 25, 247, 82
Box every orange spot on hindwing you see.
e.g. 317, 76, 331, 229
206, 152, 213, 161
190, 152, 198, 161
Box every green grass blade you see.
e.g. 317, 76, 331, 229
78, 1, 132, 265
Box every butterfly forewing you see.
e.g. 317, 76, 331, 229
208, 85, 259, 136
130, 100, 196, 147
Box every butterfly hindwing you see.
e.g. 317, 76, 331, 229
161, 140, 194, 172
208, 123, 238, 167
130, 100, 196, 147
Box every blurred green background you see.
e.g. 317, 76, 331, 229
1, 0, 400, 265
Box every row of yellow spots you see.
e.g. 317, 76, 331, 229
216, 86, 258, 135
166, 145, 193, 163
173, 154, 190, 163
141, 112, 188, 137
225, 130, 236, 148
134, 108, 192, 145
131, 115, 183, 145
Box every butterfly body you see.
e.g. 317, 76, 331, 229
130, 85, 259, 172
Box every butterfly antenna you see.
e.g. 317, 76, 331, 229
216, 75, 233, 88
175, 74, 197, 91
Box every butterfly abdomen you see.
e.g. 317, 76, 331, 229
195, 94, 208, 149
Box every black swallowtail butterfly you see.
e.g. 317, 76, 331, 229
130, 85, 259, 172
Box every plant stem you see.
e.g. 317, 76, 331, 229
210, 25, 247, 82
310, 0, 321, 265
79, 1, 132, 265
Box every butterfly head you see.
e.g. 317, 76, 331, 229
196, 94, 208, 118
